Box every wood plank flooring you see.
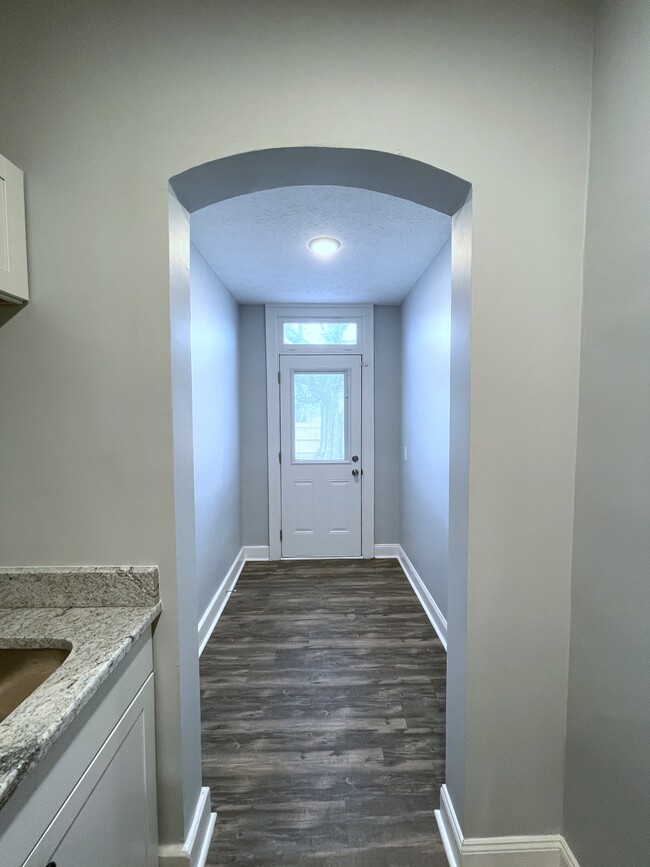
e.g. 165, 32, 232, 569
200, 558, 448, 866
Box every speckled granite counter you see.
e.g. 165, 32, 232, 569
0, 567, 161, 810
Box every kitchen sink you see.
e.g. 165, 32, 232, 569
0, 647, 70, 723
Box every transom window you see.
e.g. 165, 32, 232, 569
282, 320, 359, 347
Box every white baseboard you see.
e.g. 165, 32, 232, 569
374, 543, 401, 558
436, 785, 580, 867
436, 783, 463, 867
461, 838, 565, 866
397, 545, 448, 651
159, 786, 216, 867
243, 544, 270, 560
198, 545, 272, 655
558, 838, 581, 867
198, 547, 245, 655
374, 543, 448, 650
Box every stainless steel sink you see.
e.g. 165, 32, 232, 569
0, 647, 70, 723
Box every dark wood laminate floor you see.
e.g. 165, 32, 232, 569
200, 558, 448, 866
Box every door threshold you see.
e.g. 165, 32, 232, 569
280, 555, 365, 561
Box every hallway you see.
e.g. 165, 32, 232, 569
200, 558, 448, 866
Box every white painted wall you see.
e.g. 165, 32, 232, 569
563, 1, 650, 864
190, 244, 241, 621
0, 0, 594, 846
374, 306, 401, 543
400, 242, 451, 615
239, 305, 269, 546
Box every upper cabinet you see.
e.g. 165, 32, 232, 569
0, 153, 29, 304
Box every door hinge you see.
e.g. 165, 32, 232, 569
278, 370, 281, 384
280, 529, 283, 541
279, 451, 282, 464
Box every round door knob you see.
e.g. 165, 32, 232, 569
352, 468, 359, 477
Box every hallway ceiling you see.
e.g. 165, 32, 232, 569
190, 185, 451, 305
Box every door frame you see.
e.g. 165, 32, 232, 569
265, 304, 375, 560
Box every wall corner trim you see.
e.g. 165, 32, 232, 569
158, 786, 216, 867
435, 785, 581, 867
375, 544, 448, 650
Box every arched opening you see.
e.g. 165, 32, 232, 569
169, 146, 470, 216
167, 146, 472, 863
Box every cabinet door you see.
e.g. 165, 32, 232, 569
24, 675, 157, 867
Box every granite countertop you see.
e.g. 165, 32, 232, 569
0, 567, 162, 810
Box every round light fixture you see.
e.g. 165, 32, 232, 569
308, 236, 341, 256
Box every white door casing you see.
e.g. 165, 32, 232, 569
265, 305, 375, 560
280, 354, 362, 557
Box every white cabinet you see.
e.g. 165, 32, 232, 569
0, 153, 29, 303
24, 676, 157, 867
0, 632, 158, 867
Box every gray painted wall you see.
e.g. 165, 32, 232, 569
190, 244, 242, 619
563, 1, 650, 863
239, 305, 269, 546
0, 0, 594, 845
374, 306, 401, 544
400, 242, 451, 617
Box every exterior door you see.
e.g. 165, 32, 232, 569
280, 354, 362, 557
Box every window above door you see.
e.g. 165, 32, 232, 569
282, 321, 359, 347
270, 305, 371, 355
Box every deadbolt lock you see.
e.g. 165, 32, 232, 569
352, 455, 359, 462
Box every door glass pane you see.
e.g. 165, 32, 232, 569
283, 322, 358, 345
293, 372, 346, 461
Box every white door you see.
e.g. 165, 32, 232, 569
280, 354, 362, 557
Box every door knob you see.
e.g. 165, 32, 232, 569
352, 468, 359, 477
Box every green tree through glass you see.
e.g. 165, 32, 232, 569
283, 322, 356, 345
294, 372, 345, 460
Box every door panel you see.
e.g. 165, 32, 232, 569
280, 354, 362, 557
328, 479, 353, 534
292, 480, 315, 534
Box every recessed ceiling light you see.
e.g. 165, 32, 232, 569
308, 236, 341, 256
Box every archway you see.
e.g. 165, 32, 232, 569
167, 146, 472, 863
170, 146, 470, 215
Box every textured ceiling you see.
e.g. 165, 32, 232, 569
190, 185, 451, 305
